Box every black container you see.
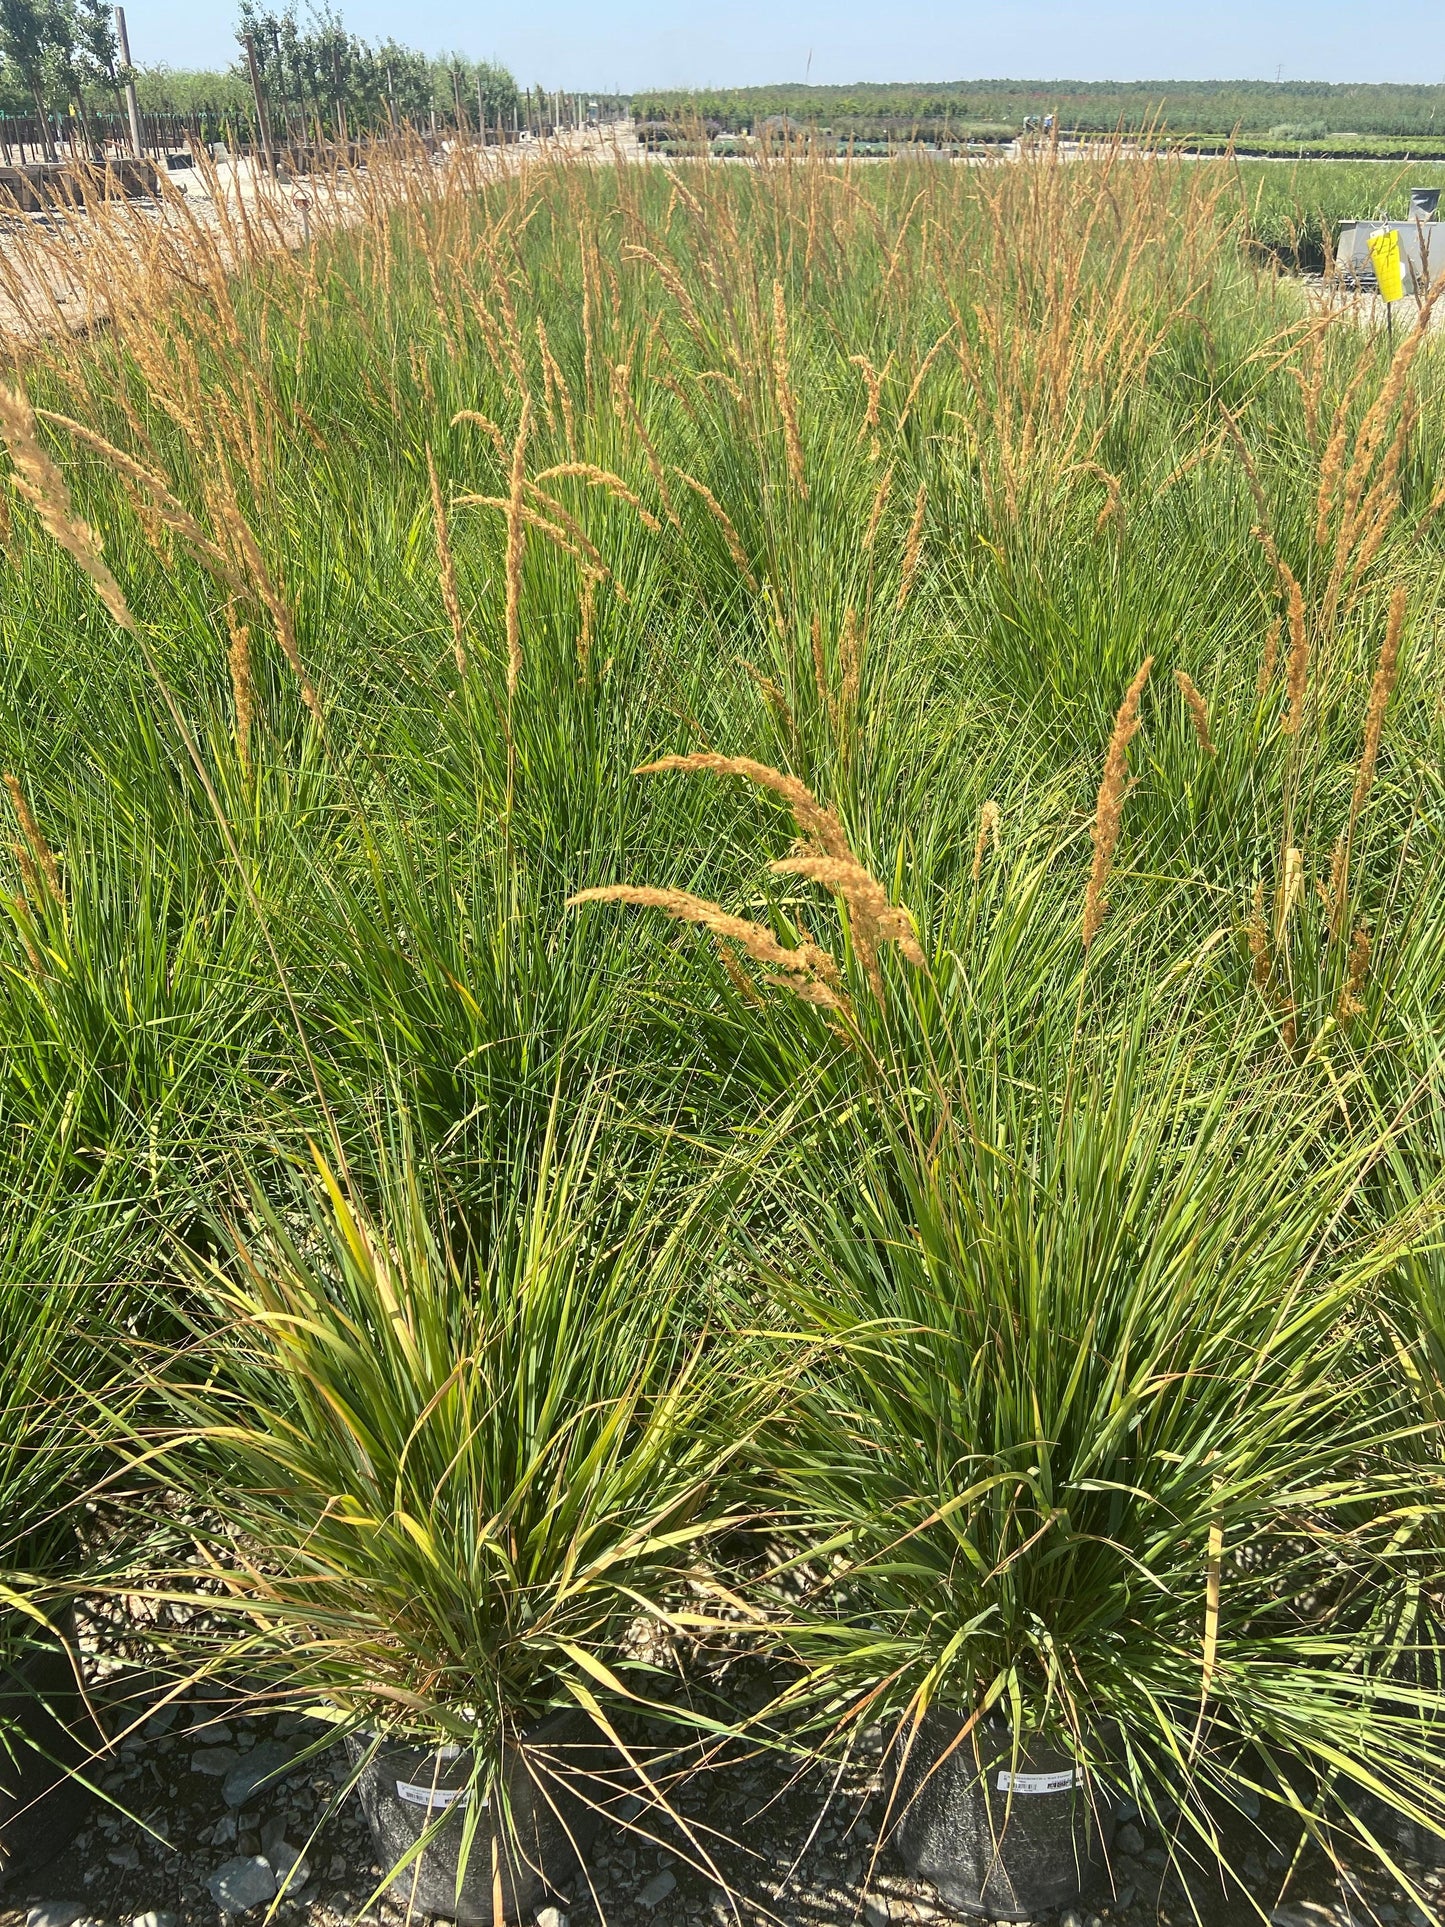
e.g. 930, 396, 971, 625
347, 1710, 606, 1923
890, 1709, 1113, 1921
0, 1623, 97, 1881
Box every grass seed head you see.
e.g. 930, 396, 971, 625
0, 385, 135, 633
1281, 566, 1309, 736
972, 800, 1002, 883
1082, 656, 1152, 949
1173, 669, 1216, 757
3, 772, 60, 901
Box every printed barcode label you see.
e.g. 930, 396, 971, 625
995, 1767, 1078, 1795
396, 1780, 471, 1811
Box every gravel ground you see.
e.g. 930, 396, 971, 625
2, 1679, 1443, 1927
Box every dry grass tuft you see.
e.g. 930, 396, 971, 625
4, 771, 61, 902
972, 800, 1002, 883
1280, 565, 1309, 736
0, 385, 135, 632
1173, 670, 1216, 758
772, 280, 809, 497
1337, 924, 1371, 1026
771, 851, 925, 998
1082, 657, 1152, 948
505, 395, 534, 694
566, 883, 843, 1009
636, 752, 854, 861
897, 484, 927, 609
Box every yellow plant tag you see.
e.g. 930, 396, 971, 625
1368, 228, 1405, 303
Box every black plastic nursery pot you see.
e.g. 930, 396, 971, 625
890, 1708, 1114, 1921
347, 1710, 608, 1923
0, 1620, 97, 1881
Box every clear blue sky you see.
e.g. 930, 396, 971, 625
120, 0, 1445, 94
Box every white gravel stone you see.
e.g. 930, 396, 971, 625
223, 1739, 297, 1808
535, 1908, 568, 1927
27, 1904, 86, 1927
638, 1871, 677, 1909
207, 1854, 278, 1913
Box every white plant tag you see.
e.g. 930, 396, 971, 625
395, 1780, 472, 1811
995, 1767, 1079, 1795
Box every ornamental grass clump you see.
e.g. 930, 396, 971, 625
746, 1020, 1445, 1904
124, 1123, 751, 1914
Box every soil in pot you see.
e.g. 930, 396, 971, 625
888, 1708, 1114, 1921
0, 1621, 98, 1882
346, 1709, 611, 1923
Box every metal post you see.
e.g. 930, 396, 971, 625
244, 33, 274, 176
114, 6, 143, 160
476, 74, 484, 141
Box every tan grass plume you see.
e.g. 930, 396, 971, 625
1280, 565, 1309, 736
1082, 656, 1152, 949
897, 483, 927, 610
0, 386, 134, 633
505, 395, 533, 695
4, 771, 60, 901
864, 466, 893, 553
1174, 670, 1216, 757
972, 800, 1001, 883
1336, 923, 1371, 1027
772, 280, 809, 497
566, 883, 843, 1009
1349, 584, 1406, 826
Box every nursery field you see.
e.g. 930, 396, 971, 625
7, 138, 1445, 1926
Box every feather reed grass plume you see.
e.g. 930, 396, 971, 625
4, 772, 60, 901
206, 485, 323, 730
972, 800, 1001, 883
0, 386, 135, 632
772, 281, 808, 497
1258, 617, 1281, 697
1349, 585, 1406, 825
1337, 924, 1371, 1026
771, 851, 925, 999
674, 471, 758, 591
849, 352, 887, 459
635, 750, 921, 996
1330, 586, 1407, 937
839, 608, 861, 723
864, 466, 893, 553
1248, 880, 1271, 988
636, 752, 853, 860
1174, 670, 1216, 757
566, 884, 842, 1009
1281, 566, 1309, 735
897, 484, 926, 610
1082, 656, 1152, 949
536, 463, 662, 533
427, 447, 467, 677
34, 411, 235, 580
505, 396, 533, 695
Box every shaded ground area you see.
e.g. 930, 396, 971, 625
1, 1679, 1441, 1927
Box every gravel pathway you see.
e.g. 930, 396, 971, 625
2, 1682, 1442, 1927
